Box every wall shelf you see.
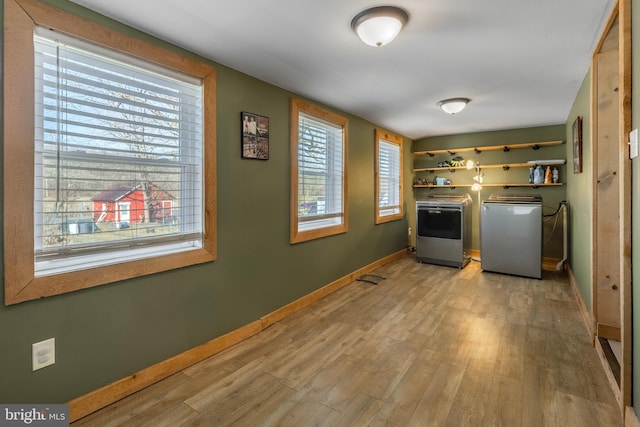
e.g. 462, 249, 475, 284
414, 160, 566, 173
413, 140, 566, 189
413, 140, 564, 157
413, 183, 564, 189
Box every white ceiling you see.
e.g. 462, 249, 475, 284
70, 0, 615, 139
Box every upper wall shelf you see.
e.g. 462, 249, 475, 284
413, 140, 564, 157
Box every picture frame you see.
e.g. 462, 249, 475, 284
572, 116, 582, 173
241, 111, 269, 160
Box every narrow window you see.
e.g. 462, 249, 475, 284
375, 129, 403, 223
290, 98, 348, 243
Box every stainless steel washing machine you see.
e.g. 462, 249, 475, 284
480, 194, 543, 279
416, 193, 472, 268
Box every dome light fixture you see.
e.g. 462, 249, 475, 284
351, 6, 409, 47
438, 98, 471, 115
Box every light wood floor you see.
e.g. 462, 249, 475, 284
73, 256, 622, 426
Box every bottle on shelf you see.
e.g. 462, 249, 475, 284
544, 166, 552, 184
533, 165, 544, 184
552, 167, 559, 184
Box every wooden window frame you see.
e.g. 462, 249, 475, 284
290, 98, 348, 243
375, 129, 404, 224
3, 0, 217, 305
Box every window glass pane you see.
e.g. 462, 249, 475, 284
378, 139, 401, 216
298, 112, 344, 231
34, 28, 203, 275
375, 130, 403, 224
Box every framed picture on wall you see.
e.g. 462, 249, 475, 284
241, 111, 269, 160
572, 116, 582, 173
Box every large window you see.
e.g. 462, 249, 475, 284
4, 0, 216, 304
375, 129, 403, 223
290, 98, 348, 243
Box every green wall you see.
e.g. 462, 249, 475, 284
565, 72, 593, 311
0, 0, 409, 403
412, 125, 567, 259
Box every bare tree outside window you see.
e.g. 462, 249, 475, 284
35, 30, 202, 259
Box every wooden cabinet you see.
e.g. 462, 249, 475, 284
412, 140, 565, 189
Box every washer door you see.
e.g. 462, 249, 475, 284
417, 206, 462, 239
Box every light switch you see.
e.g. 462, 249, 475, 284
32, 338, 55, 371
629, 129, 638, 159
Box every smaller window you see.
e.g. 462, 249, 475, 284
375, 129, 403, 224
290, 98, 348, 243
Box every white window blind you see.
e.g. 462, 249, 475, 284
33, 28, 204, 276
297, 112, 344, 231
378, 138, 401, 217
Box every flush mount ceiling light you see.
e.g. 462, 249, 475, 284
351, 6, 409, 47
438, 98, 471, 115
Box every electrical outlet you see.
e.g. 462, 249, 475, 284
32, 338, 55, 371
408, 227, 412, 236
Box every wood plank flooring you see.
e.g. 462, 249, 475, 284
72, 256, 622, 426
